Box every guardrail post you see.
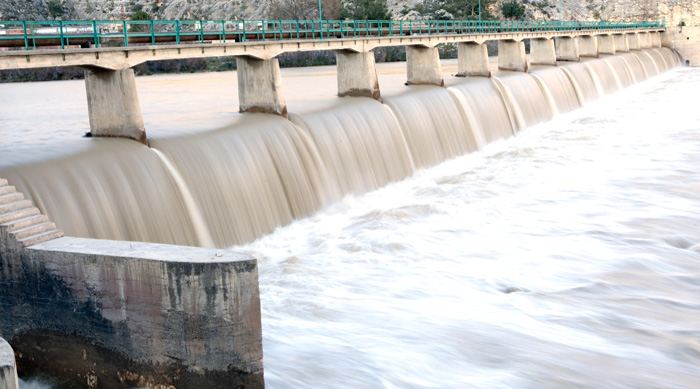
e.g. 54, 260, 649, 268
122, 20, 128, 47
93, 20, 99, 48
151, 20, 155, 45
22, 21, 28, 50
59, 20, 65, 49
175, 20, 180, 44
221, 21, 226, 43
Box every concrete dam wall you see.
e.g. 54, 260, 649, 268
0, 48, 680, 249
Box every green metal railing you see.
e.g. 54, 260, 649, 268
0, 19, 663, 51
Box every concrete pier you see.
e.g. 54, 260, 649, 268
639, 32, 651, 49
627, 32, 641, 50
0, 338, 18, 389
456, 42, 491, 77
555, 36, 580, 62
614, 33, 630, 52
236, 56, 288, 117
498, 40, 528, 72
84, 68, 147, 145
661, 31, 673, 48
669, 26, 700, 66
530, 38, 557, 66
598, 35, 616, 55
406, 45, 444, 86
336, 50, 381, 101
579, 35, 599, 58
650, 31, 662, 47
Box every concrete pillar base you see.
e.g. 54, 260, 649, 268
598, 35, 616, 55
0, 338, 19, 389
498, 40, 529, 72
336, 50, 381, 101
639, 32, 651, 49
627, 33, 641, 50
614, 34, 630, 52
456, 42, 491, 77
406, 45, 444, 86
84, 68, 147, 145
236, 56, 288, 118
661, 31, 672, 48
530, 38, 557, 66
555, 36, 580, 62
650, 31, 662, 48
579, 35, 599, 58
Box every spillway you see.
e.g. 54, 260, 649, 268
0, 48, 681, 248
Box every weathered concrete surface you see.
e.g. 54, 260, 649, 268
627, 32, 641, 50
670, 26, 700, 66
498, 40, 529, 72
650, 31, 662, 47
555, 36, 580, 61
530, 38, 557, 66
598, 34, 616, 55
336, 50, 381, 101
661, 31, 673, 47
1, 231, 264, 388
579, 35, 599, 58
0, 338, 18, 389
456, 42, 491, 77
84, 68, 148, 145
614, 33, 630, 52
236, 56, 287, 117
406, 45, 444, 86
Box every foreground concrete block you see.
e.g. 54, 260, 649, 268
236, 56, 288, 117
614, 33, 630, 52
406, 45, 444, 86
336, 50, 381, 101
0, 338, 18, 389
530, 38, 557, 66
84, 68, 147, 145
555, 36, 580, 62
0, 236, 264, 388
456, 42, 491, 77
498, 40, 529, 72
579, 35, 599, 58
598, 35, 616, 55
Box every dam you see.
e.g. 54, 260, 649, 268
0, 19, 698, 388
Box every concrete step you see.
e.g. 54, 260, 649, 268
17, 229, 64, 247
0, 208, 41, 225
3, 214, 50, 233
0, 200, 33, 215
13, 221, 57, 240
0, 192, 24, 205
0, 186, 16, 196
0, 178, 7, 187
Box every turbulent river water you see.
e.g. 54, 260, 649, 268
241, 67, 700, 389
2, 52, 700, 388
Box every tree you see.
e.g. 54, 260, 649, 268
411, 0, 496, 21
501, 0, 525, 19
340, 0, 392, 20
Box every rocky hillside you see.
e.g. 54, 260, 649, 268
0, 0, 697, 27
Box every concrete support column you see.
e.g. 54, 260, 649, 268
555, 36, 580, 62
639, 32, 651, 49
579, 35, 599, 58
456, 42, 491, 77
236, 56, 287, 117
650, 31, 662, 47
336, 50, 381, 101
661, 31, 673, 48
530, 38, 557, 66
498, 40, 529, 72
627, 33, 641, 50
614, 33, 630, 52
598, 34, 616, 55
84, 67, 147, 145
0, 338, 19, 389
406, 45, 444, 86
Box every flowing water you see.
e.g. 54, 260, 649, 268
1, 48, 698, 388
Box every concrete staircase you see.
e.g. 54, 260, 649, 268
0, 177, 63, 247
